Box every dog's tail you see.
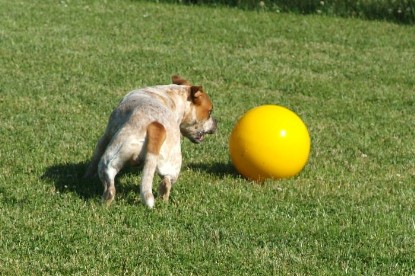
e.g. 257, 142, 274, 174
140, 121, 166, 208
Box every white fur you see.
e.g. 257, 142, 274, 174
84, 80, 216, 208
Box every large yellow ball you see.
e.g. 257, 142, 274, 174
229, 105, 310, 181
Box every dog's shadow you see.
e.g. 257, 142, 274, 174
41, 162, 101, 200
41, 161, 238, 201
41, 162, 145, 201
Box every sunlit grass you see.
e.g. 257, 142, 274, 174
0, 0, 414, 274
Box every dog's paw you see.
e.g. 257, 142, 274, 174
158, 182, 171, 202
102, 188, 115, 205
141, 192, 155, 209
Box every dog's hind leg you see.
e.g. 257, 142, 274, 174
84, 134, 110, 178
98, 133, 140, 204
99, 162, 118, 204
140, 122, 166, 208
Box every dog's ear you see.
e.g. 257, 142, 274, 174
172, 75, 191, 85
189, 86, 204, 103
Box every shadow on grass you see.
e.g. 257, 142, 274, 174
186, 161, 240, 178
42, 162, 145, 202
41, 161, 101, 200
42, 161, 239, 201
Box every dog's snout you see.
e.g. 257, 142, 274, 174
207, 118, 218, 134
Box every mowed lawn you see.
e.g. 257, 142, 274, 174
1, 0, 414, 274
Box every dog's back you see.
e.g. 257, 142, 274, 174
84, 77, 216, 208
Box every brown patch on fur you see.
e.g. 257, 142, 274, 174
172, 75, 190, 86
146, 122, 166, 154
190, 86, 213, 120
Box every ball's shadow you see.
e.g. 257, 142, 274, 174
186, 161, 240, 178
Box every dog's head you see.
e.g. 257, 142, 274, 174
173, 76, 217, 144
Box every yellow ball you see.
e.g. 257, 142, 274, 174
229, 105, 310, 181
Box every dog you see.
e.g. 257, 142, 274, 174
84, 76, 217, 208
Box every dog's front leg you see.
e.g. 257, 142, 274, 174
140, 122, 167, 209
140, 152, 158, 208
158, 177, 172, 201
156, 146, 181, 203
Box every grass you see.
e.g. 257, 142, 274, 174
1, 0, 414, 274
160, 0, 415, 25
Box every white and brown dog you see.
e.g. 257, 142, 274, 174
84, 76, 217, 208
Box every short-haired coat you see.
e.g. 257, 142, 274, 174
84, 76, 217, 208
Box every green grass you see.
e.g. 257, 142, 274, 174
159, 0, 415, 25
1, 0, 414, 274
